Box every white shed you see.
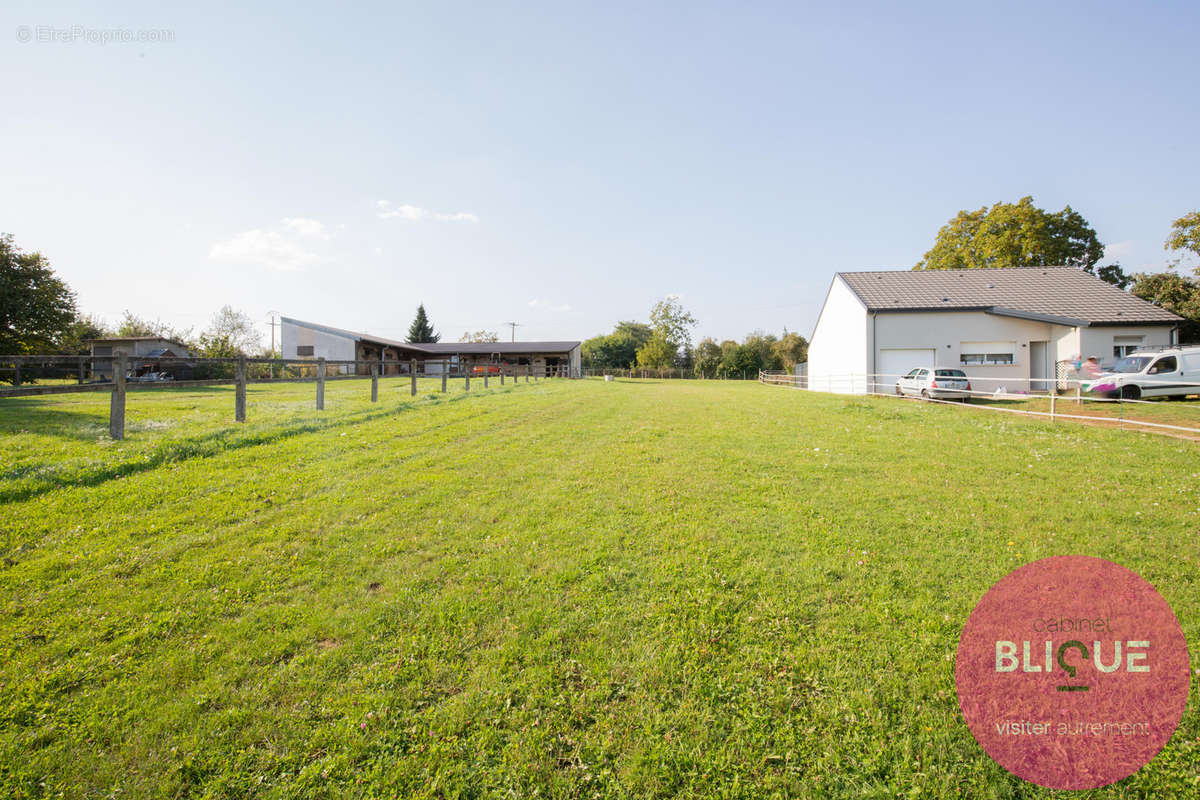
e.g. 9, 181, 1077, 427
807, 267, 1183, 394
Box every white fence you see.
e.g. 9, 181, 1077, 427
759, 370, 1200, 439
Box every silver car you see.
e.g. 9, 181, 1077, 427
895, 368, 971, 401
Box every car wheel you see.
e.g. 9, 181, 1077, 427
1120, 384, 1141, 401
895, 384, 902, 396
920, 389, 930, 399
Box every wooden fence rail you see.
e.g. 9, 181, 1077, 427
0, 355, 565, 440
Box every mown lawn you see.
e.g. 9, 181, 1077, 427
1, 378, 1197, 799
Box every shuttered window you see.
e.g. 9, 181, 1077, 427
960, 341, 1015, 365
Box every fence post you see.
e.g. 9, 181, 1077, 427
500, 368, 505, 385
13, 359, 20, 387
441, 362, 448, 393
109, 353, 126, 440
484, 372, 489, 388
1049, 391, 1055, 423
316, 357, 325, 410
235, 355, 247, 422
465, 371, 470, 391
411, 359, 418, 396
1075, 383, 1081, 405
371, 364, 379, 402
78, 357, 85, 384
525, 367, 530, 383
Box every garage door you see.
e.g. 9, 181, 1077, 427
877, 348, 935, 391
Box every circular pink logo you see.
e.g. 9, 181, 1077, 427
956, 556, 1189, 789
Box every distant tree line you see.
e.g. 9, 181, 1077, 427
582, 295, 809, 377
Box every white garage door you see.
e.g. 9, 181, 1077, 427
877, 348, 935, 390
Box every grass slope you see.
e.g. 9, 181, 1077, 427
1, 379, 1198, 799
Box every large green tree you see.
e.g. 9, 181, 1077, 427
406, 304, 440, 343
916, 197, 1109, 274
772, 330, 809, 370
582, 321, 652, 369
635, 333, 676, 368
1131, 270, 1200, 342
636, 297, 697, 368
693, 337, 722, 377
1165, 211, 1200, 265
0, 233, 77, 356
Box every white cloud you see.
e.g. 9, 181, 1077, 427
209, 229, 319, 272
376, 199, 479, 223
281, 217, 329, 239
1104, 241, 1134, 261
528, 298, 571, 312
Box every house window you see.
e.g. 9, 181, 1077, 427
296, 345, 315, 356
960, 342, 1015, 365
93, 345, 113, 356
1112, 335, 1144, 359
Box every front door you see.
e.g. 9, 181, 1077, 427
1030, 341, 1049, 392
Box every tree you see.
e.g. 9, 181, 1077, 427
1130, 270, 1200, 342
741, 331, 783, 372
0, 233, 77, 356
772, 330, 809, 370
693, 337, 721, 377
1165, 211, 1200, 265
635, 332, 675, 368
649, 296, 698, 351
582, 321, 651, 369
200, 305, 262, 354
407, 304, 440, 343
459, 330, 499, 343
58, 313, 110, 355
1094, 263, 1131, 290
916, 197, 1108, 274
614, 320, 652, 347
718, 339, 758, 377
635, 297, 697, 369
115, 311, 192, 343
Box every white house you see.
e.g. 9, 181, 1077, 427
806, 267, 1183, 394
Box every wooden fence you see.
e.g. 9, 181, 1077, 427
0, 354, 567, 440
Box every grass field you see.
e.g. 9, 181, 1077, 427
1, 378, 1198, 798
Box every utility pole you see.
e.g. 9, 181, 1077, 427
505, 321, 520, 342
267, 311, 280, 379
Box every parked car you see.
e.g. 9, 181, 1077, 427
129, 371, 174, 382
1081, 346, 1200, 400
895, 368, 972, 401
471, 365, 502, 375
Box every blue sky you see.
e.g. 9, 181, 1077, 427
3, 1, 1198, 346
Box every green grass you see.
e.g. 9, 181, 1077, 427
1, 378, 1198, 799
966, 393, 1200, 434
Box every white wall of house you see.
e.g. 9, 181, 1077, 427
281, 320, 357, 374
811, 303, 1177, 396
873, 311, 1063, 394
807, 276, 869, 393
1078, 326, 1173, 364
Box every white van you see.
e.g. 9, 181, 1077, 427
1083, 346, 1200, 400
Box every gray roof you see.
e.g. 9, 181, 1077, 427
411, 341, 581, 354
281, 317, 579, 354
837, 267, 1181, 326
